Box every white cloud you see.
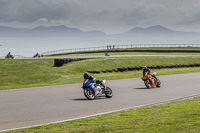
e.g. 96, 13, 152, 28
0, 0, 200, 33
35, 18, 49, 24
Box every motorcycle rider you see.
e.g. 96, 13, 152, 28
142, 66, 158, 80
83, 72, 105, 96
142, 66, 152, 76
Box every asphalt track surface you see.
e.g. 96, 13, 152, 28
17, 54, 200, 59
1, 72, 200, 132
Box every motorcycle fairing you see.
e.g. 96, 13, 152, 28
141, 73, 152, 81
82, 80, 95, 90
141, 73, 157, 87
151, 78, 157, 87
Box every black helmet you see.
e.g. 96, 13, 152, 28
142, 66, 147, 70
83, 72, 90, 79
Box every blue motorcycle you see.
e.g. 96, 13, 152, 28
82, 79, 113, 100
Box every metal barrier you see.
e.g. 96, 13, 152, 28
41, 44, 200, 56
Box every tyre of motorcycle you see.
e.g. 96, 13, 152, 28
105, 86, 113, 98
156, 79, 161, 87
84, 89, 95, 100
144, 80, 152, 89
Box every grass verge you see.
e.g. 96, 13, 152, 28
4, 96, 200, 133
1, 56, 200, 90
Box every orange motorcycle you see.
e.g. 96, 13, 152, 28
141, 72, 161, 89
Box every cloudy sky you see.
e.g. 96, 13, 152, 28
0, 0, 200, 34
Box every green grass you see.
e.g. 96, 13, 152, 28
1, 56, 200, 90
4, 96, 200, 133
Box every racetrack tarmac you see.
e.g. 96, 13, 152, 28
17, 54, 200, 59
1, 72, 200, 132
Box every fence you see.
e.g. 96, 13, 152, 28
41, 44, 200, 56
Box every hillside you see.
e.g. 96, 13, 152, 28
0, 25, 200, 38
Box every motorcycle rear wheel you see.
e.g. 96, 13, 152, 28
105, 87, 113, 98
156, 79, 161, 87
84, 89, 95, 100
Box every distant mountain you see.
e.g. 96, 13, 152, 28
113, 25, 200, 38
0, 26, 30, 37
0, 25, 106, 38
0, 25, 200, 38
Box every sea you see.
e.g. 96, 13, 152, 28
1, 38, 200, 58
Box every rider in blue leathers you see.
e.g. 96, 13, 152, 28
83, 72, 105, 96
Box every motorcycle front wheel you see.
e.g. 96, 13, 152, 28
84, 89, 95, 100
105, 87, 113, 98
144, 80, 151, 89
